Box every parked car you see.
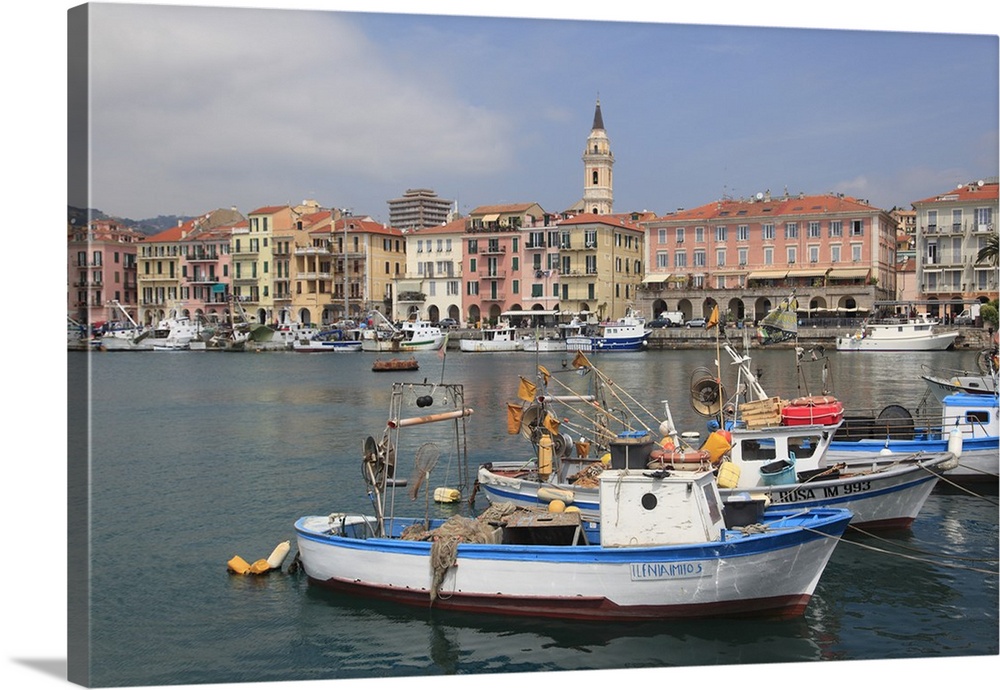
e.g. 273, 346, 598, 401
437, 318, 459, 329
685, 318, 707, 328
647, 318, 671, 328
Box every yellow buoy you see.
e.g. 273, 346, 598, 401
564, 505, 581, 513
248, 559, 272, 575
717, 461, 741, 489
547, 499, 566, 513
227, 555, 252, 575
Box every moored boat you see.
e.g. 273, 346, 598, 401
564, 309, 650, 352
372, 357, 419, 372
361, 312, 447, 352
294, 379, 853, 621
459, 321, 523, 352
836, 312, 958, 352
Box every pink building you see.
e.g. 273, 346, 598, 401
67, 218, 144, 329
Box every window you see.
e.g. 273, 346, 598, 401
693, 250, 706, 267
417, 240, 423, 253
674, 251, 687, 268
716, 249, 726, 266
676, 228, 685, 244
531, 284, 543, 297
738, 247, 748, 266
851, 220, 864, 236
787, 247, 797, 264
762, 224, 775, 241
715, 226, 727, 242
737, 225, 749, 241
831, 245, 841, 263
657, 229, 667, 244
852, 244, 863, 262
952, 209, 963, 232
512, 280, 520, 294
656, 251, 669, 269
695, 227, 704, 243
467, 239, 478, 253
808, 221, 821, 238
764, 247, 773, 265
466, 281, 479, 296
809, 246, 820, 263
829, 220, 843, 237
785, 223, 799, 239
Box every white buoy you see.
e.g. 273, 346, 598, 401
266, 540, 291, 569
947, 426, 963, 459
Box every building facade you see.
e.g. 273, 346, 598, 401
639, 191, 897, 323
912, 178, 998, 317
387, 188, 454, 230
68, 218, 144, 327
396, 217, 465, 324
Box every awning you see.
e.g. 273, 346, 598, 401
481, 213, 500, 223
641, 273, 672, 284
747, 270, 788, 280
787, 268, 828, 278
827, 268, 870, 279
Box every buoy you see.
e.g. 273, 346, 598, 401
564, 505, 581, 513
947, 426, 963, 458
538, 486, 574, 504
717, 461, 741, 489
433, 487, 461, 503
266, 541, 291, 569
227, 555, 252, 575
538, 435, 553, 478
547, 499, 566, 513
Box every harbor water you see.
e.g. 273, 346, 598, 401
72, 346, 997, 687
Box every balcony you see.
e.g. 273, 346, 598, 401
479, 245, 507, 255
185, 252, 219, 261
186, 275, 219, 284
477, 270, 507, 280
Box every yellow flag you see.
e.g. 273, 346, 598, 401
517, 376, 537, 402
571, 351, 590, 369
506, 403, 524, 435
543, 412, 561, 435
706, 305, 719, 329
537, 365, 551, 386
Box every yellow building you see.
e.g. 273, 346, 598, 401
554, 213, 644, 320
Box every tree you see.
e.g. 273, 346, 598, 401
976, 229, 999, 266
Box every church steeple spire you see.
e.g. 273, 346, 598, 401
592, 99, 605, 131
582, 98, 614, 215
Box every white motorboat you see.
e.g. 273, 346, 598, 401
564, 309, 651, 352
459, 321, 523, 352
836, 312, 957, 352
361, 312, 447, 352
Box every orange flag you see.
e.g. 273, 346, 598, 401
571, 351, 590, 369
543, 412, 561, 435
706, 305, 719, 329
506, 403, 524, 435
537, 365, 551, 386
517, 376, 537, 402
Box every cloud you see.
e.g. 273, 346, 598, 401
87, 4, 514, 217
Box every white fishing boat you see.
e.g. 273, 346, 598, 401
292, 326, 363, 353
520, 319, 586, 352
133, 307, 202, 351
97, 300, 154, 351
836, 312, 958, 352
920, 361, 998, 403
294, 379, 853, 621
459, 321, 523, 352
564, 309, 651, 352
475, 350, 953, 530
361, 312, 447, 353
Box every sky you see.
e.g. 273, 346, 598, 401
69, 1, 999, 223
3, 3, 1000, 690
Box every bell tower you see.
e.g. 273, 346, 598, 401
582, 99, 614, 215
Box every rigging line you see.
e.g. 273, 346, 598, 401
845, 526, 1000, 564
925, 470, 1000, 505
586, 364, 660, 430
806, 528, 999, 576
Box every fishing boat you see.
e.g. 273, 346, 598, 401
459, 321, 524, 352
520, 319, 585, 352
564, 309, 651, 352
361, 312, 447, 352
372, 357, 419, 372
294, 380, 853, 621
919, 361, 998, 403
293, 326, 363, 353
826, 391, 999, 484
135, 307, 202, 351
97, 301, 154, 351
475, 349, 953, 530
835, 312, 958, 352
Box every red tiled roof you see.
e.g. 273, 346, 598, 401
248, 205, 289, 215
404, 217, 468, 235
912, 181, 998, 205
646, 193, 878, 223
469, 203, 541, 215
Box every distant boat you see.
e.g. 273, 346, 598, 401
836, 312, 957, 352
361, 312, 447, 352
372, 357, 419, 372
459, 321, 523, 352
293, 327, 363, 353
564, 309, 650, 352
